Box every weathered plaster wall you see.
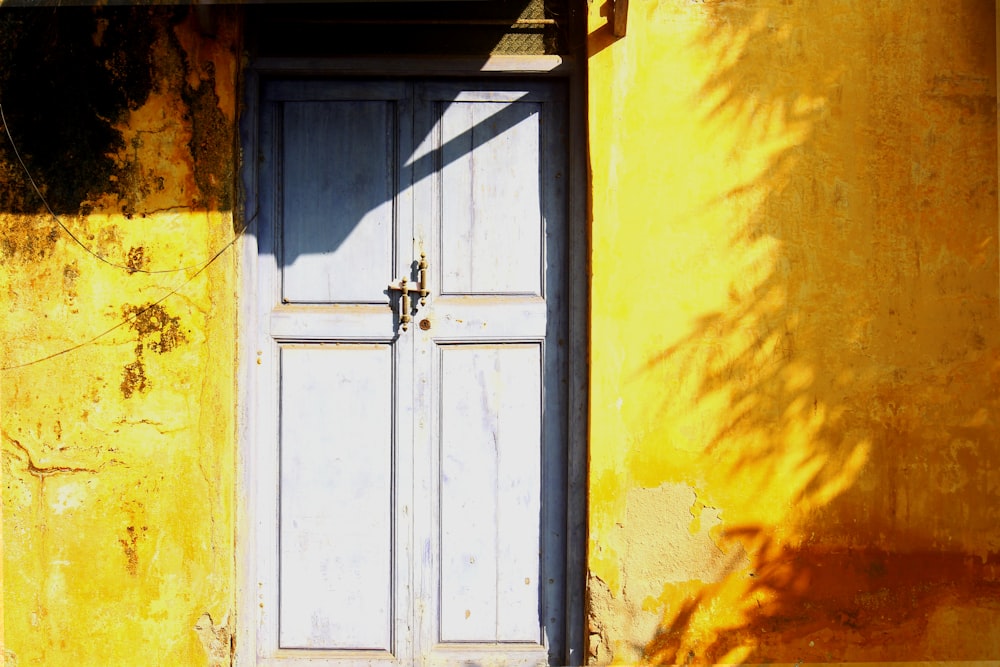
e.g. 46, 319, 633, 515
1, 8, 239, 665
586, 0, 999, 663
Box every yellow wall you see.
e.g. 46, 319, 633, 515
1, 10, 239, 665
586, 0, 1000, 663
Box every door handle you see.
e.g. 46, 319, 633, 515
388, 276, 412, 331
418, 252, 429, 306
390, 253, 429, 332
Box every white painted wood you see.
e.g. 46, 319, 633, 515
410, 298, 548, 341
494, 347, 544, 642
439, 345, 501, 641
269, 306, 397, 341
281, 100, 395, 303
279, 344, 393, 650
236, 66, 261, 667
254, 93, 285, 663
438, 99, 542, 294
245, 77, 572, 667
250, 79, 415, 666
438, 344, 542, 642
412, 81, 568, 666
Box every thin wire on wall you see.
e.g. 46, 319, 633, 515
0, 102, 248, 371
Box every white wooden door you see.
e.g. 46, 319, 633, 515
249, 79, 567, 666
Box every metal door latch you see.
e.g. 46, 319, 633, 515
388, 276, 411, 331
390, 253, 430, 332
418, 252, 429, 306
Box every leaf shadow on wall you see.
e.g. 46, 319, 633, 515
628, 1, 1000, 663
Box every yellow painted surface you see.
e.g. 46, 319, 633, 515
586, 0, 999, 663
1, 11, 238, 666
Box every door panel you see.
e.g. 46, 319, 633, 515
254, 79, 414, 666
252, 78, 567, 666
438, 344, 542, 643
438, 99, 543, 295
281, 100, 397, 304
413, 81, 567, 666
278, 344, 394, 650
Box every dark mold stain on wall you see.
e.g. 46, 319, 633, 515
176, 50, 233, 212
0, 7, 164, 215
120, 302, 187, 399
118, 524, 148, 576
1, 215, 59, 261
0, 6, 236, 218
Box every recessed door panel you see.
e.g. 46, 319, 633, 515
281, 100, 397, 304
438, 99, 543, 296
278, 344, 394, 650
413, 81, 567, 666
438, 344, 542, 643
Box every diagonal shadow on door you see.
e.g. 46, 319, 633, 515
267, 92, 542, 295
250, 81, 569, 661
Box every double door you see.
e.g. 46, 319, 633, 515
249, 78, 568, 666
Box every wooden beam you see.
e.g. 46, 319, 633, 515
613, 0, 628, 37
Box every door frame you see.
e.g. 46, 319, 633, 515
236, 54, 589, 667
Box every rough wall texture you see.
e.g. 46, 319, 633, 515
0, 8, 239, 665
587, 0, 999, 663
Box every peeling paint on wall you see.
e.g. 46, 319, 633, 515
120, 302, 187, 399
1, 7, 238, 665
586, 483, 749, 663
621, 484, 748, 591
194, 612, 232, 667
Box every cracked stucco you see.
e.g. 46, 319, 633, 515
1, 8, 239, 665
587, 484, 749, 664
194, 612, 232, 667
